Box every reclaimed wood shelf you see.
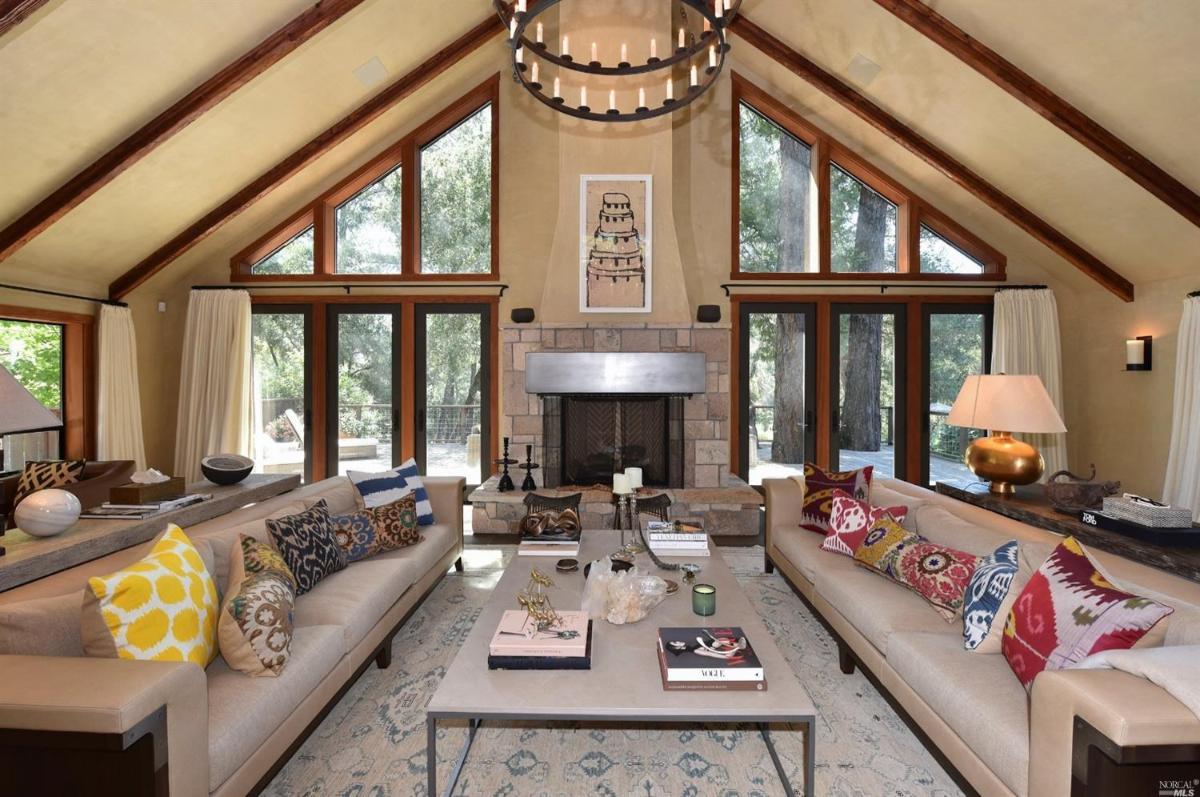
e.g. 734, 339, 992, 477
936, 479, 1200, 585
0, 473, 301, 592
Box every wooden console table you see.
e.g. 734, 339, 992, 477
0, 473, 301, 592
936, 479, 1200, 585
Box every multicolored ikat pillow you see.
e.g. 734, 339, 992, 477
962, 540, 1019, 652
798, 463, 873, 535
821, 490, 909, 557
266, 499, 346, 595
218, 533, 295, 677
330, 495, 422, 563
1002, 537, 1174, 689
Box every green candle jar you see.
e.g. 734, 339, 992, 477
692, 584, 716, 617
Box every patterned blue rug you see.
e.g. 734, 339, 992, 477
263, 546, 963, 796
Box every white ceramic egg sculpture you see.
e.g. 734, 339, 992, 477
14, 488, 82, 537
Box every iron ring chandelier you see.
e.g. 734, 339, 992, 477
496, 0, 743, 123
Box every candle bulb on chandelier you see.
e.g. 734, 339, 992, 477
621, 42, 628, 64
562, 35, 570, 58
666, 76, 674, 100
531, 61, 539, 85
650, 38, 657, 59
536, 22, 543, 44
580, 85, 588, 108
553, 76, 561, 99
638, 86, 646, 108
703, 18, 711, 33
709, 45, 717, 68
690, 64, 698, 87
678, 27, 685, 49
591, 41, 598, 63
517, 0, 526, 12
609, 89, 616, 111
509, 17, 517, 40
714, 0, 722, 18
516, 46, 524, 65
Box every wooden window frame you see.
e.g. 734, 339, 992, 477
0, 305, 96, 463
248, 294, 499, 484
232, 75, 500, 283
731, 73, 1006, 282
730, 293, 993, 487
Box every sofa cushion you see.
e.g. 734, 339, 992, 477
772, 526, 861, 585
914, 504, 1006, 557
13, 459, 86, 508
207, 623, 344, 791
868, 482, 925, 531
963, 540, 1020, 652
815, 565, 954, 655
331, 495, 422, 563
191, 499, 313, 597
0, 592, 84, 657
266, 500, 346, 596
888, 631, 1030, 796
891, 538, 981, 621
292, 558, 420, 654
218, 535, 296, 677
820, 490, 908, 557
798, 463, 872, 535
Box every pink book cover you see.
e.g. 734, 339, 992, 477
488, 610, 590, 658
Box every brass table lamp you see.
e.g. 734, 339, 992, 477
946, 374, 1066, 495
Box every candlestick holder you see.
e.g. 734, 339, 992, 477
615, 493, 630, 549
519, 444, 540, 491
495, 437, 517, 492
625, 493, 646, 553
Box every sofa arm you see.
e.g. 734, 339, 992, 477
1028, 668, 1200, 797
0, 655, 209, 797
763, 477, 804, 552
423, 477, 465, 538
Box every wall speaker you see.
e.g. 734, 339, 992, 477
511, 307, 535, 324
696, 305, 721, 323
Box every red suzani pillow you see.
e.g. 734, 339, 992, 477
822, 490, 908, 557
1002, 537, 1174, 690
894, 540, 982, 621
799, 464, 873, 535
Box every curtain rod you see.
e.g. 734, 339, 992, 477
719, 281, 1013, 297
0, 282, 127, 307
994, 284, 1049, 291
191, 283, 510, 296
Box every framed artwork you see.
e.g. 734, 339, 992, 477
579, 174, 652, 313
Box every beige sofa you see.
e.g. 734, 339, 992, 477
0, 475, 465, 797
764, 476, 1200, 797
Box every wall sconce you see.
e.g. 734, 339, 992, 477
1126, 336, 1153, 371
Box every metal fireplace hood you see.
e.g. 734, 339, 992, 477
525, 352, 706, 396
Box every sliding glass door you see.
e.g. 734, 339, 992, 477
830, 303, 908, 479
327, 306, 401, 476
251, 306, 312, 481
413, 304, 492, 489
922, 304, 992, 486
737, 302, 817, 485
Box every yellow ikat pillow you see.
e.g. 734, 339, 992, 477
82, 525, 219, 665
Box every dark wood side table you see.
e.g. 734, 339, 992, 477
935, 479, 1200, 586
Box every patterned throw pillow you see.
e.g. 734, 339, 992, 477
963, 540, 1020, 652
81, 525, 219, 664
347, 457, 435, 525
219, 534, 295, 677
1002, 537, 1175, 689
799, 463, 873, 535
266, 499, 346, 595
13, 459, 86, 507
893, 539, 982, 620
821, 490, 909, 557
330, 495, 422, 563
852, 515, 916, 579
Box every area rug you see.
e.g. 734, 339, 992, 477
263, 546, 964, 796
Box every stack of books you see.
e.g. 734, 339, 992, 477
81, 493, 211, 520
488, 610, 592, 670
656, 626, 766, 691
646, 520, 709, 557
518, 519, 581, 556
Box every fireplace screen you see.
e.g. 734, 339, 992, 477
542, 395, 683, 488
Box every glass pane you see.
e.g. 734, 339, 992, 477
252, 313, 307, 480
0, 319, 64, 471
420, 105, 492, 274
424, 312, 483, 482
335, 313, 393, 475
837, 312, 898, 477
747, 312, 809, 485
738, 104, 816, 273
928, 313, 988, 484
252, 227, 314, 275
335, 165, 402, 274
920, 225, 985, 275
830, 164, 898, 273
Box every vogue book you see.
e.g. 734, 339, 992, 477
656, 627, 766, 691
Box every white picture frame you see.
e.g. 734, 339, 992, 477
579, 174, 652, 313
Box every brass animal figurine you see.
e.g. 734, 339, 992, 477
1044, 465, 1120, 514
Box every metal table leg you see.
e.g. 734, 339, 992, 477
759, 719, 814, 797
805, 718, 816, 797
428, 715, 481, 797
426, 715, 437, 797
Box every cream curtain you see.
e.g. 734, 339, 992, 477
96, 305, 147, 469
991, 287, 1067, 479
1164, 295, 1200, 520
174, 290, 253, 482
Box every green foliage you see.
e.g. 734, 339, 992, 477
919, 226, 984, 275
830, 165, 897, 273
421, 107, 492, 274
252, 228, 314, 275
336, 166, 402, 274
0, 319, 63, 410
738, 104, 813, 273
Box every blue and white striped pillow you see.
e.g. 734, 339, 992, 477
347, 459, 435, 526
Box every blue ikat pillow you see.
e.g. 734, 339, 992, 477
962, 539, 1019, 652
346, 458, 435, 526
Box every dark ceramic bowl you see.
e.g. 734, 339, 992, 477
200, 454, 254, 486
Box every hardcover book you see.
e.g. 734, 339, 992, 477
656, 627, 765, 687
489, 621, 593, 671
489, 610, 590, 658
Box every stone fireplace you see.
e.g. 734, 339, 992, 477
467, 322, 762, 537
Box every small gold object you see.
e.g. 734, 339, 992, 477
517, 568, 562, 631
965, 431, 1044, 495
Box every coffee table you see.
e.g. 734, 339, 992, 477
426, 530, 817, 796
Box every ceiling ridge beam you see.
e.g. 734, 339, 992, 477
108, 15, 503, 299
0, 0, 371, 263
0, 0, 50, 38
872, 0, 1200, 229
732, 14, 1134, 302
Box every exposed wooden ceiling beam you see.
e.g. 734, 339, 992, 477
108, 15, 503, 299
873, 0, 1200, 230
0, 0, 371, 263
732, 15, 1134, 302
0, 0, 50, 38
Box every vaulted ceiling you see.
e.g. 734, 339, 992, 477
1, 0, 1196, 299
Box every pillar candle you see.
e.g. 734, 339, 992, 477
536, 22, 543, 44
625, 467, 643, 489
666, 77, 674, 100
709, 45, 717, 68
714, 0, 722, 18
621, 43, 628, 63
553, 76, 561, 98
531, 61, 539, 84
609, 89, 616, 111
650, 38, 657, 59
612, 473, 631, 494
516, 46, 524, 65
690, 64, 698, 86
678, 27, 685, 49
638, 87, 646, 108
562, 35, 569, 57
591, 41, 598, 62
580, 85, 588, 107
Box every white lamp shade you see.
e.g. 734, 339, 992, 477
0, 363, 62, 435
947, 374, 1066, 434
